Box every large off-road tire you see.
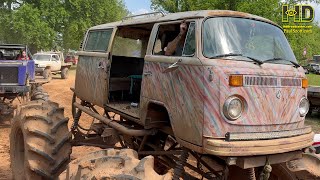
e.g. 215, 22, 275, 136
31, 86, 49, 101
60, 148, 172, 180
43, 68, 51, 80
61, 67, 69, 79
10, 100, 71, 180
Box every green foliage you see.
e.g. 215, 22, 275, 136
306, 73, 320, 86
0, 0, 128, 52
151, 0, 320, 63
63, 0, 128, 50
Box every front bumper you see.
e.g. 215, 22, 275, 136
204, 128, 314, 156
0, 85, 30, 94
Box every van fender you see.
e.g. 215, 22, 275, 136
142, 100, 173, 129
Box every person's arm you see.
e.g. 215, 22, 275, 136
165, 22, 187, 56
165, 33, 184, 56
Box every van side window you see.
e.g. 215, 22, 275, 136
153, 21, 195, 56
112, 37, 143, 58
85, 29, 113, 51
182, 22, 196, 56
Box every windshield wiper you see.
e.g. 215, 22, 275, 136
264, 58, 300, 68
210, 53, 263, 65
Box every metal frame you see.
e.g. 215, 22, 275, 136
122, 11, 166, 21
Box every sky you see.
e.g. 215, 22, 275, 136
123, 0, 320, 24
310, 2, 320, 24
124, 0, 152, 15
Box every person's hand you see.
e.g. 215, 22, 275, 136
180, 22, 187, 36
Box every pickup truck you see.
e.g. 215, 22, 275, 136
33, 52, 72, 79
306, 63, 320, 74
308, 86, 320, 114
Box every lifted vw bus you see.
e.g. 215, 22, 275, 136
11, 11, 320, 179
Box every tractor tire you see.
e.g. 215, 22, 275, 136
60, 148, 172, 180
31, 86, 49, 101
10, 100, 71, 180
43, 69, 51, 80
61, 67, 69, 79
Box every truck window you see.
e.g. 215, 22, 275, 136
85, 29, 113, 51
153, 21, 195, 56
52, 55, 59, 61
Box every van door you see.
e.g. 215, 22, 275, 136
75, 28, 115, 107
142, 21, 204, 146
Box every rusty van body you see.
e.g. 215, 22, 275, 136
71, 10, 319, 179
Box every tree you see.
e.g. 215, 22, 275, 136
0, 3, 56, 51
62, 0, 128, 50
0, 0, 128, 51
151, 0, 320, 63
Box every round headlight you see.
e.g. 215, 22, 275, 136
223, 96, 243, 120
299, 97, 309, 116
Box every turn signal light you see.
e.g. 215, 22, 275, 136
229, 75, 243, 87
302, 79, 308, 88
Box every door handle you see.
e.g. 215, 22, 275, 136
98, 62, 105, 69
143, 71, 152, 76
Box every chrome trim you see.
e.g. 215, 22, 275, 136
225, 126, 312, 141
299, 97, 309, 117
76, 51, 109, 58
223, 96, 243, 120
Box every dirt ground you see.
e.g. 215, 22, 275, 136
0, 68, 320, 179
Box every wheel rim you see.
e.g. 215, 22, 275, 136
14, 128, 25, 177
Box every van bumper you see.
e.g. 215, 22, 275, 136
204, 128, 314, 156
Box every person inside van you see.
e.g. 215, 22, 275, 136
165, 20, 188, 56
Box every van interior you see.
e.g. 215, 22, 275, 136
107, 23, 153, 118
107, 22, 185, 118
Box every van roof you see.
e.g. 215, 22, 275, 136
89, 10, 279, 30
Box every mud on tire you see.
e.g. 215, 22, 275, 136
43, 68, 51, 80
60, 148, 172, 180
61, 67, 68, 79
10, 100, 71, 180
31, 86, 49, 101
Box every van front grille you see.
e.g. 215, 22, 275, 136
244, 76, 301, 87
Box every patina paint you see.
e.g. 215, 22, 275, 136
141, 60, 204, 145
202, 59, 306, 138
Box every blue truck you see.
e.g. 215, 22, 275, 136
0, 44, 48, 116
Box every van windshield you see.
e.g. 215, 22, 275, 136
203, 17, 297, 64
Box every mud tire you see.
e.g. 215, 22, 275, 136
60, 148, 172, 180
61, 67, 68, 79
31, 86, 49, 101
10, 100, 71, 180
43, 69, 51, 80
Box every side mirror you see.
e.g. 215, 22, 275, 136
163, 59, 181, 73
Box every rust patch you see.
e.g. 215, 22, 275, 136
207, 10, 250, 17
